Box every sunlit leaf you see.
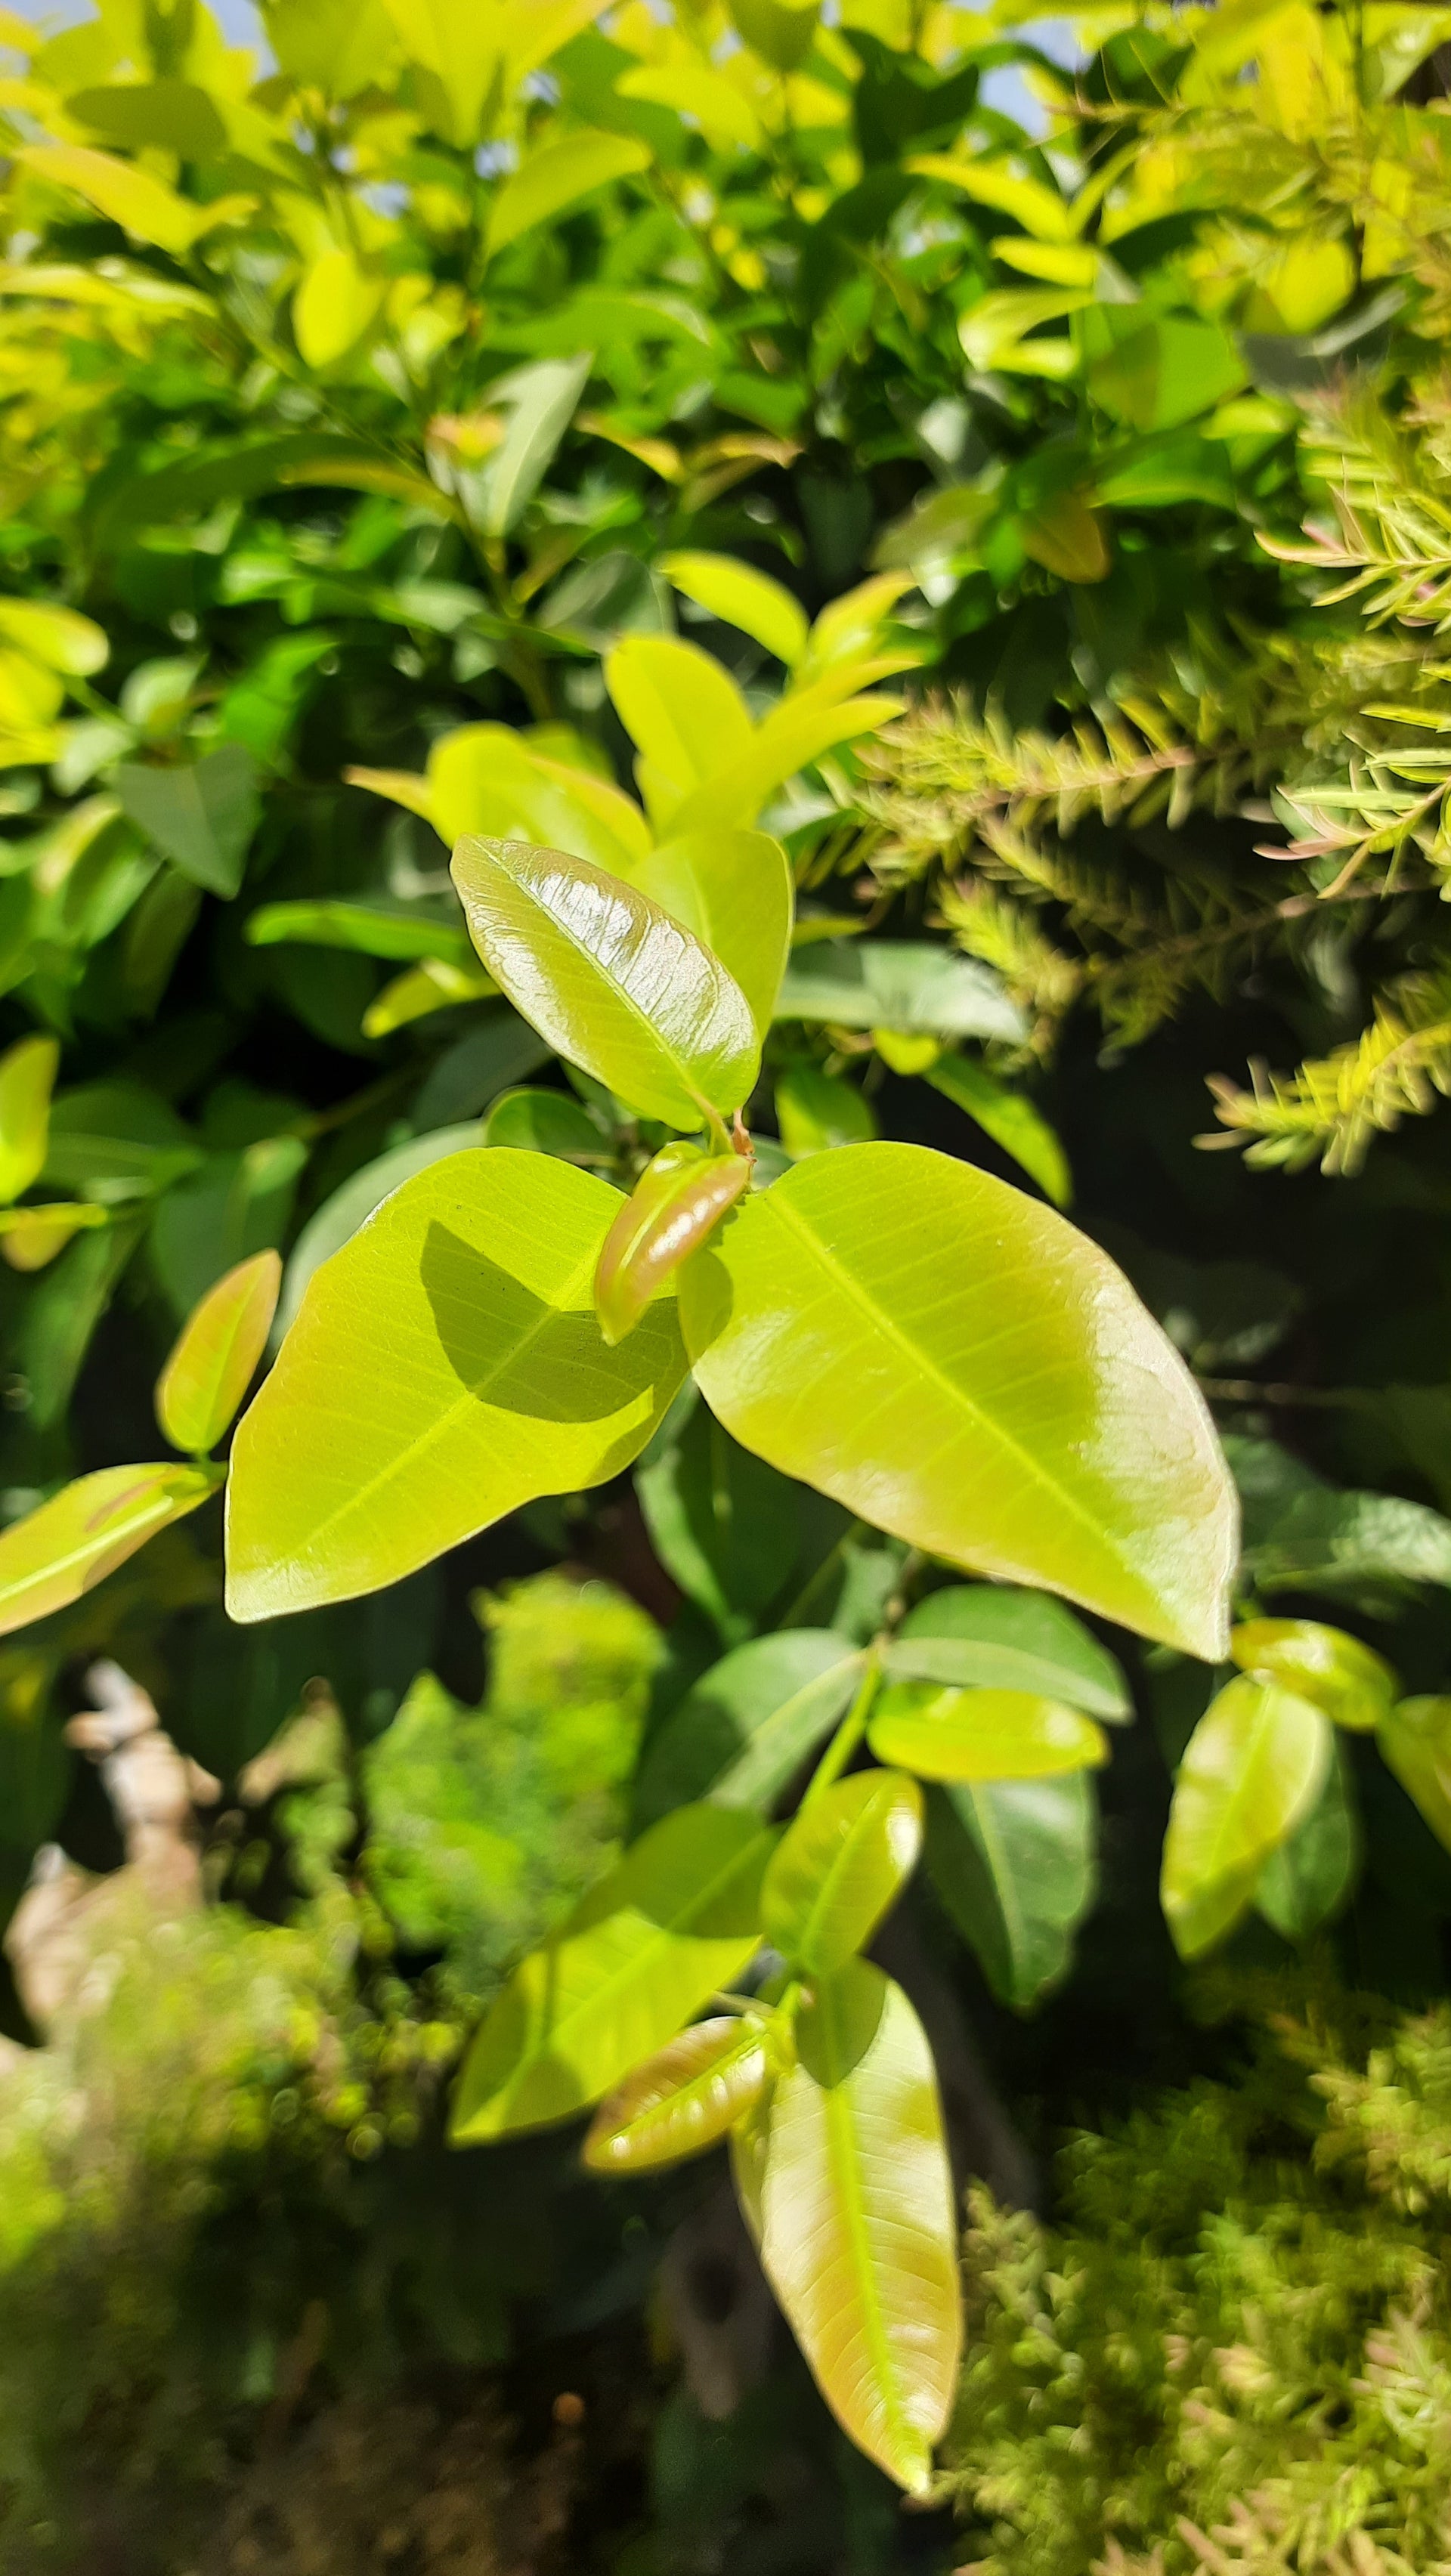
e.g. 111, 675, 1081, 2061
293, 246, 386, 368
450, 1802, 773, 2139
924, 1774, 1098, 2012
1230, 1616, 1394, 1733
889, 1582, 1131, 1721
1255, 1738, 1358, 1941
868, 1684, 1108, 1782
615, 61, 765, 152
227, 1151, 687, 1619
743, 1962, 959, 2492
1161, 1674, 1332, 1958
776, 1062, 877, 1158
682, 1143, 1236, 1658
245, 900, 473, 966
451, 837, 760, 1130
426, 724, 651, 874
0, 599, 107, 677
478, 354, 592, 538
0, 1462, 221, 1639
620, 829, 792, 1041
17, 143, 247, 255
156, 1249, 281, 1458
659, 550, 809, 666
605, 635, 753, 825
0, 1201, 107, 1271
775, 942, 1024, 1044
360, 958, 497, 1037
666, 694, 904, 839
762, 1770, 923, 1975
483, 1086, 605, 1158
1378, 1696, 1451, 1857
0, 1034, 58, 1205
485, 131, 651, 259
583, 2012, 774, 2172
595, 1140, 752, 1345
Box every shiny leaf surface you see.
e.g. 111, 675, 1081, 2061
622, 829, 792, 1041
681, 1143, 1236, 1659
1162, 1675, 1332, 1959
605, 634, 753, 824
451, 837, 760, 1130
868, 1685, 1108, 1782
747, 1962, 959, 2493
762, 1770, 923, 1975
583, 2012, 774, 2172
1230, 1616, 1395, 1733
156, 1249, 281, 1457
0, 1462, 221, 1638
0, 1034, 58, 1205
596, 1140, 752, 1344
450, 1803, 773, 2140
227, 1151, 687, 1619
633, 1629, 865, 1826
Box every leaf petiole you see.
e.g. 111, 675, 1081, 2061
803, 1651, 883, 1809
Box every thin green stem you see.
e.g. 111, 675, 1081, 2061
803, 1650, 882, 1809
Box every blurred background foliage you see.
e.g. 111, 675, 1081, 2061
8, 0, 1451, 2562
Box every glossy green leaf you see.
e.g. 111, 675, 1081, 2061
484, 130, 651, 260
927, 1056, 1071, 1207
742, 1961, 959, 2493
682, 1143, 1236, 1659
659, 551, 809, 666
1378, 1696, 1451, 1857
1161, 1675, 1332, 1959
605, 634, 753, 824
924, 1774, 1098, 2012
763, 1770, 923, 1976
0, 1034, 59, 1205
226, 1151, 688, 1620
113, 746, 261, 898
245, 900, 473, 966
890, 1583, 1131, 1721
478, 354, 592, 538
620, 830, 792, 1041
775, 1062, 877, 1158
0, 1201, 108, 1271
450, 1803, 774, 2141
482, 1087, 605, 1159
451, 837, 760, 1130
1255, 1739, 1358, 1941
868, 1685, 1108, 1783
633, 1629, 865, 1826
775, 942, 1024, 1043
156, 1248, 281, 1458
596, 1140, 752, 1345
1230, 1616, 1395, 1733
428, 725, 650, 873
0, 1461, 221, 1639
666, 694, 905, 840
583, 2012, 774, 2173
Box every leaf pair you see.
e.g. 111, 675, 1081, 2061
1161, 1616, 1397, 1956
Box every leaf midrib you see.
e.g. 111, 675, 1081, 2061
0, 1468, 213, 1616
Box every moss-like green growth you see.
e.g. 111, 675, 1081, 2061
945, 1989, 1451, 2573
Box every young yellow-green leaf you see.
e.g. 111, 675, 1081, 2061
615, 61, 765, 153
0, 1034, 59, 1205
776, 1062, 877, 1158
17, 144, 246, 255
483, 1086, 605, 1160
623, 830, 792, 1041
226, 1151, 687, 1621
1378, 1696, 1451, 1857
156, 1249, 281, 1458
1230, 1616, 1395, 1733
908, 153, 1076, 241
427, 725, 651, 874
0, 599, 107, 677
1255, 1739, 1358, 1942
746, 1962, 959, 2493
659, 551, 809, 667
665, 693, 903, 840
762, 1771, 923, 1976
0, 1202, 107, 1272
450, 1803, 774, 2142
927, 1056, 1071, 1207
868, 1685, 1108, 1783
1161, 1675, 1332, 1959
0, 1461, 221, 1639
484, 130, 651, 260
595, 1140, 752, 1346
583, 2012, 774, 2173
361, 958, 496, 1038
293, 246, 386, 368
450, 838, 760, 1130
681, 1143, 1236, 1660
245, 900, 474, 966
605, 634, 753, 821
